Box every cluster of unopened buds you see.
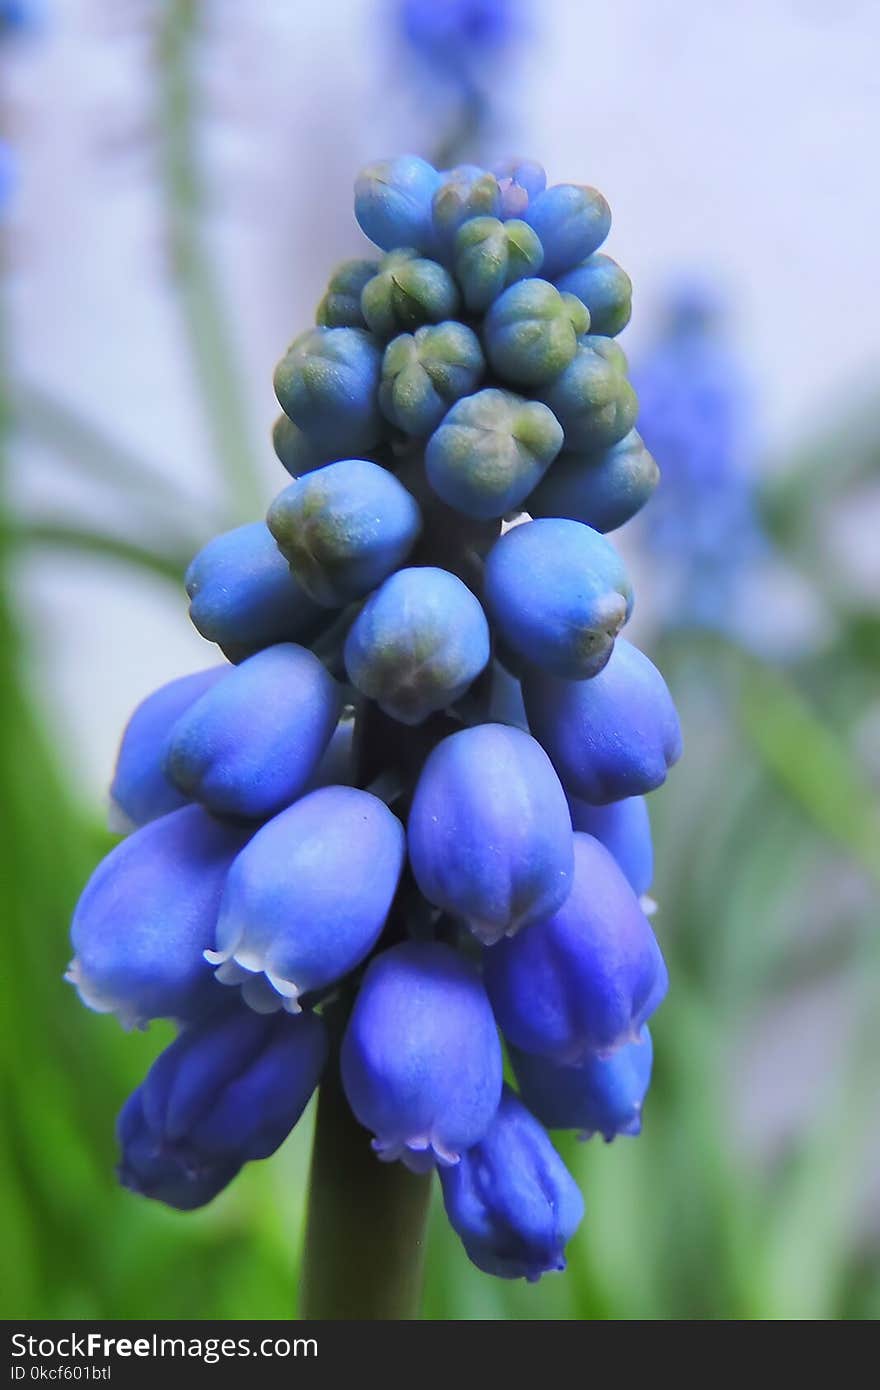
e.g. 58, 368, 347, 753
68, 154, 681, 1283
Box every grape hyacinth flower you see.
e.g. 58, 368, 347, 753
632, 279, 769, 637
118, 1005, 328, 1209
68, 156, 681, 1304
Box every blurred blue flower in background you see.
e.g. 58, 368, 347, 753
0, 0, 41, 37
398, 0, 520, 93
0, 139, 16, 214
632, 279, 770, 640
391, 0, 526, 165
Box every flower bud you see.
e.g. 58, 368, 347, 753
483, 278, 588, 387
273, 327, 384, 457
488, 660, 528, 730
344, 566, 490, 724
492, 157, 547, 213
379, 321, 484, 436
510, 1028, 653, 1140
484, 832, 667, 1063
484, 518, 632, 679
118, 1103, 238, 1211
568, 794, 653, 897
354, 155, 440, 254
117, 1006, 327, 1209
316, 257, 379, 328
164, 644, 341, 821
523, 638, 682, 803
439, 1086, 584, 1280
267, 459, 422, 607
408, 723, 573, 944
453, 216, 543, 313
68, 806, 250, 1029
109, 667, 226, 832
523, 183, 611, 277
341, 941, 503, 1172
272, 414, 329, 477
539, 339, 638, 452
185, 522, 325, 661
425, 388, 563, 520
527, 430, 659, 533
207, 786, 405, 1013
555, 252, 632, 337
431, 165, 503, 261
360, 249, 460, 341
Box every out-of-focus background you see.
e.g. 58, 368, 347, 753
2, 0, 879, 1320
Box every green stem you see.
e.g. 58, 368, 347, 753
11, 381, 220, 538
7, 519, 190, 586
430, 86, 488, 170
298, 1010, 433, 1321
155, 0, 263, 524
734, 647, 880, 887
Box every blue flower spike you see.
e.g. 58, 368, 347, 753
118, 1005, 328, 1210
69, 154, 681, 1281
341, 941, 503, 1172
439, 1086, 584, 1281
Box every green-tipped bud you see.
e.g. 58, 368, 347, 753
273, 327, 384, 457
425, 387, 563, 520
453, 217, 544, 313
585, 333, 629, 376
540, 340, 638, 453
267, 458, 422, 608
379, 321, 485, 437
555, 252, 633, 337
360, 248, 460, 341
316, 258, 380, 328
432, 169, 503, 261
272, 414, 328, 477
483, 279, 590, 388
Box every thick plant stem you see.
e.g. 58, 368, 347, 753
299, 1040, 433, 1321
